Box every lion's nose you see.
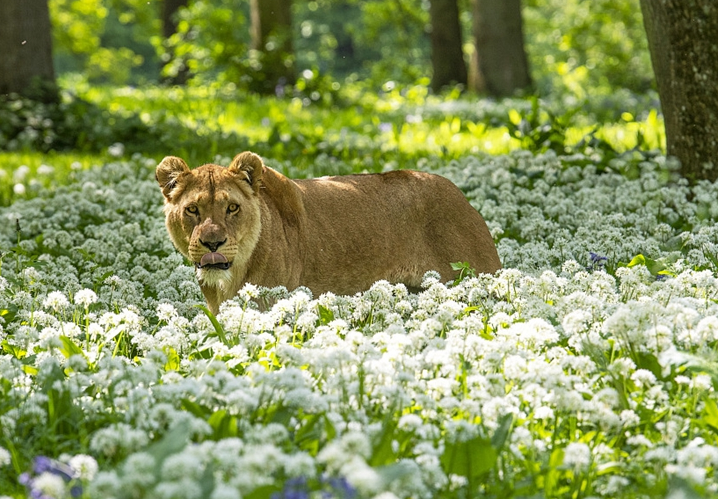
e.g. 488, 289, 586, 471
199, 239, 227, 253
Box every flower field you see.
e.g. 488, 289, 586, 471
1, 148, 718, 499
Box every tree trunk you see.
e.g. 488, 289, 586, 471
162, 0, 188, 39
469, 0, 531, 97
0, 0, 57, 102
161, 0, 189, 84
332, 1, 356, 75
640, 0, 718, 182
428, 0, 467, 93
249, 0, 295, 94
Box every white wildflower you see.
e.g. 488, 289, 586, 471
562, 442, 591, 471
43, 291, 70, 312
108, 142, 125, 157
0, 446, 10, 467
630, 369, 657, 388
74, 289, 98, 307
69, 454, 99, 480
627, 435, 654, 448
32, 472, 67, 498
210, 484, 241, 499
691, 374, 713, 391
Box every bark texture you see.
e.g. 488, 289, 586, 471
161, 0, 189, 84
249, 0, 295, 94
640, 0, 718, 181
0, 0, 56, 101
162, 0, 189, 38
469, 0, 531, 97
429, 0, 467, 92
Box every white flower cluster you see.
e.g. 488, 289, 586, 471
0, 152, 717, 498
440, 150, 718, 274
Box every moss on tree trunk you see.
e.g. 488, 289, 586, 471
640, 0, 718, 182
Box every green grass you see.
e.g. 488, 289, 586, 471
79, 84, 665, 159
0, 151, 113, 206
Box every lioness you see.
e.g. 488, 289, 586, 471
156, 152, 501, 313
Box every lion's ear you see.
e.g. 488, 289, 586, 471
156, 156, 190, 199
228, 151, 264, 193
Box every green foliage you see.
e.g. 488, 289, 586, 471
50, 0, 160, 84
0, 86, 250, 156
451, 262, 477, 285
50, 0, 107, 57
0, 81, 666, 207
157, 0, 251, 85
523, 0, 653, 98
347, 0, 431, 84
48, 0, 653, 98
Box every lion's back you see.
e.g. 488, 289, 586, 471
289, 170, 500, 292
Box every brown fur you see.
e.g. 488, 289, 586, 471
156, 152, 501, 313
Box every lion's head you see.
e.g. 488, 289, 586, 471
156, 152, 264, 291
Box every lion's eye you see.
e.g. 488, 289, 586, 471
227, 203, 240, 214
185, 205, 199, 215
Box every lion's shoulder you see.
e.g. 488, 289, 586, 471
259, 166, 306, 227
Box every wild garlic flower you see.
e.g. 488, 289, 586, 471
74, 289, 98, 307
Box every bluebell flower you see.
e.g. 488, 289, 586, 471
20, 456, 83, 499
33, 456, 76, 481
589, 252, 608, 265
271, 476, 309, 499
324, 475, 356, 499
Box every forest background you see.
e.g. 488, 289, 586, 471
0, 0, 665, 204
4, 1, 718, 499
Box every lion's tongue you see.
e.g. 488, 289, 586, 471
200, 252, 228, 267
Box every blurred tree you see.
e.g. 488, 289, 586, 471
354, 0, 430, 84
640, 0, 718, 181
469, 0, 531, 97
0, 0, 57, 102
523, 0, 652, 100
249, 0, 296, 94
50, 0, 158, 84
163, 0, 189, 38
428, 0, 467, 92
161, 0, 189, 83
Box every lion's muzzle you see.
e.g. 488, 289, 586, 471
196, 252, 232, 270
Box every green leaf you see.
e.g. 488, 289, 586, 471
703, 397, 718, 433
195, 304, 228, 345
626, 253, 667, 276
451, 261, 476, 285
635, 352, 663, 380
22, 365, 38, 375
295, 413, 323, 453
317, 304, 334, 325
441, 434, 497, 485
181, 398, 210, 419
2, 340, 26, 359
0, 305, 17, 323
207, 409, 238, 439
269, 406, 292, 426
208, 409, 228, 428
164, 346, 180, 371
490, 413, 514, 450
59, 335, 84, 359
370, 421, 398, 467
544, 447, 565, 496
324, 414, 337, 441
244, 484, 282, 499
627, 254, 646, 267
